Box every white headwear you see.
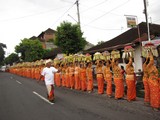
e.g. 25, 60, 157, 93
45, 59, 52, 65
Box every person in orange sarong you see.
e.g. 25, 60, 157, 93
125, 57, 136, 101
112, 58, 124, 99
23, 67, 26, 77
104, 60, 112, 97
86, 62, 93, 93
55, 64, 61, 87
61, 63, 66, 87
31, 65, 35, 79
16, 67, 19, 75
147, 53, 160, 111
56, 72, 61, 87
26, 67, 29, 78
65, 64, 70, 88
35, 65, 40, 80
25, 67, 29, 78
21, 67, 24, 77
28, 66, 32, 78
142, 57, 150, 104
40, 63, 45, 81
69, 62, 75, 89
96, 60, 104, 94
20, 67, 23, 76
80, 62, 87, 91
74, 62, 81, 90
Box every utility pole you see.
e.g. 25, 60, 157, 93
76, 0, 81, 29
143, 0, 151, 41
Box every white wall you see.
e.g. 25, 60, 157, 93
134, 45, 143, 72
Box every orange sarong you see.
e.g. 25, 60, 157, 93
148, 79, 160, 108
87, 78, 93, 91
56, 73, 61, 87
69, 75, 75, 89
61, 74, 66, 87
87, 68, 93, 91
65, 73, 70, 88
143, 79, 150, 103
106, 80, 112, 96
97, 74, 104, 94
105, 74, 112, 96
80, 69, 87, 91
75, 74, 81, 90
114, 78, 124, 99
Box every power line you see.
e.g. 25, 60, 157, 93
0, 5, 70, 22
83, 0, 130, 27
61, 0, 73, 4
80, 0, 109, 14
51, 2, 76, 27
153, 18, 160, 23
84, 24, 121, 31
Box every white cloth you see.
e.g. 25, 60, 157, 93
45, 59, 52, 65
41, 67, 58, 85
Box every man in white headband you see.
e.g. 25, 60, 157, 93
39, 59, 59, 103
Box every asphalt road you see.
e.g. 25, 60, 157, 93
0, 72, 160, 120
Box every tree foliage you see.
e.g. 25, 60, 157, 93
54, 21, 86, 54
0, 43, 7, 65
97, 40, 105, 45
4, 53, 19, 65
15, 38, 45, 62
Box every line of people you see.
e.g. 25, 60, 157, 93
54, 61, 94, 93
8, 51, 160, 111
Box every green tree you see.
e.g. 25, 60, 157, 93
0, 43, 7, 65
97, 40, 105, 45
15, 38, 45, 62
4, 53, 19, 65
54, 21, 86, 54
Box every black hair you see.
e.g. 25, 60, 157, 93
86, 62, 91, 67
115, 59, 119, 63
106, 60, 111, 64
124, 59, 129, 64
121, 65, 124, 70
146, 58, 150, 65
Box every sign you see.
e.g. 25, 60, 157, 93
126, 17, 137, 28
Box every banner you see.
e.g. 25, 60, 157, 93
126, 17, 137, 28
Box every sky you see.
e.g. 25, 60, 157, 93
0, 0, 160, 56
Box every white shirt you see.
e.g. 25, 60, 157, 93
41, 67, 58, 85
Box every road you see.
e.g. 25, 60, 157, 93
0, 72, 159, 120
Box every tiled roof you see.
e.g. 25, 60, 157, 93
85, 22, 160, 53
45, 28, 56, 34
30, 36, 37, 40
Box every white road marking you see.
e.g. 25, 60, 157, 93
16, 80, 22, 84
33, 91, 54, 105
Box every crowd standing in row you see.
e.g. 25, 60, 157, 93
9, 47, 160, 111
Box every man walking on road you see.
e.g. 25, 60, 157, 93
39, 59, 59, 102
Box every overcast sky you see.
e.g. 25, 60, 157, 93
0, 0, 160, 55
